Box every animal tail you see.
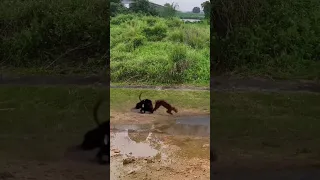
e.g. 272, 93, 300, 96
93, 98, 104, 126
139, 92, 143, 101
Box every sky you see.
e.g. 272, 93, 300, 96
149, 0, 206, 12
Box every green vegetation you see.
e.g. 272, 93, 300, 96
0, 86, 108, 160
110, 14, 210, 85
212, 0, 320, 80
212, 92, 320, 166
176, 12, 205, 20
0, 0, 108, 75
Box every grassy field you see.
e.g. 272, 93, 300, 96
110, 14, 210, 86
212, 92, 320, 167
110, 88, 210, 112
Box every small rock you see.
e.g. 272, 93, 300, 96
127, 170, 135, 175
123, 157, 135, 165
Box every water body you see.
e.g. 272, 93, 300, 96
181, 18, 202, 22
111, 115, 210, 137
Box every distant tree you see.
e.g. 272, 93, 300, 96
110, 0, 127, 17
201, 1, 210, 19
161, 2, 179, 17
192, 7, 200, 13
129, 0, 158, 16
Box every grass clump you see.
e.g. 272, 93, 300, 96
110, 14, 210, 85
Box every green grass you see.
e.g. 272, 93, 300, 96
110, 88, 210, 112
212, 92, 320, 166
110, 14, 210, 85
0, 86, 108, 161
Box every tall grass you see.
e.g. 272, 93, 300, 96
0, 0, 108, 74
212, 0, 320, 80
110, 14, 210, 85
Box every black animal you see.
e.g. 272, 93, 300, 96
80, 98, 109, 165
135, 92, 153, 113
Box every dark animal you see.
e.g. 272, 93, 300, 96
153, 100, 178, 115
80, 98, 109, 165
135, 92, 153, 113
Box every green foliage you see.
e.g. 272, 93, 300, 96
110, 0, 128, 17
192, 7, 201, 13
0, 0, 108, 71
110, 14, 210, 84
201, 1, 210, 19
129, 0, 159, 16
176, 12, 205, 20
212, 0, 320, 79
159, 3, 178, 18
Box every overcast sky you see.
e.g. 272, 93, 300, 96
149, 0, 206, 12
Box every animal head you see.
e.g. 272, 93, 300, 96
81, 121, 109, 150
81, 129, 103, 150
135, 101, 144, 109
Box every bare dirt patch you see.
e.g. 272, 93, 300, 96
110, 109, 209, 124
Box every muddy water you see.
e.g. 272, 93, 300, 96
111, 115, 210, 137
169, 116, 210, 137
110, 130, 161, 158
110, 129, 167, 180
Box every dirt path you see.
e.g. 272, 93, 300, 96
1, 74, 320, 92
0, 160, 109, 180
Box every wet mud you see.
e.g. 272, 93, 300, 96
109, 115, 211, 180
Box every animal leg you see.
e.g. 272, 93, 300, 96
153, 102, 161, 112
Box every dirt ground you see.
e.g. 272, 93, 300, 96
110, 110, 210, 180
0, 160, 108, 180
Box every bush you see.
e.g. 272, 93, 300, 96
0, 0, 108, 70
110, 14, 210, 84
212, 0, 320, 79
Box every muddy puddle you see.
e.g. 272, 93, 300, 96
109, 116, 210, 179
169, 115, 210, 137
112, 115, 210, 137
110, 129, 168, 179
